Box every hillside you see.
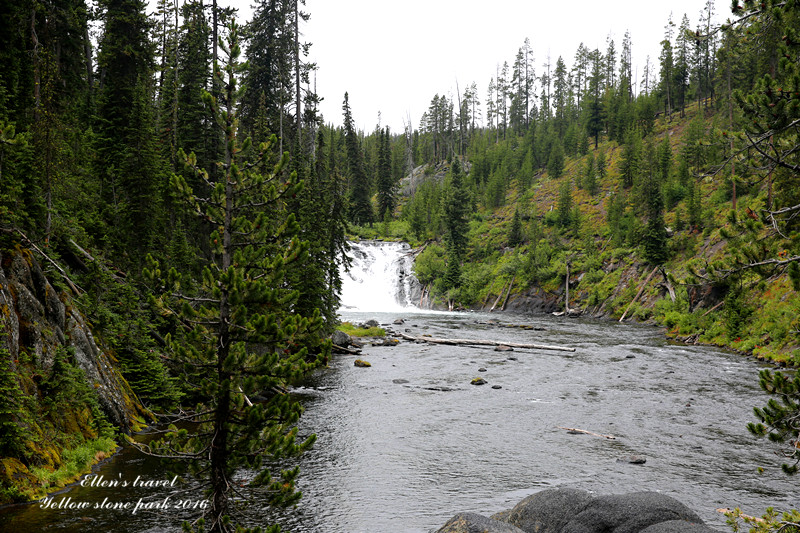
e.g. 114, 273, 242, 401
379, 100, 799, 366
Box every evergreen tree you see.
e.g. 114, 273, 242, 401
749, 369, 800, 475
619, 127, 642, 188
641, 140, 668, 264
557, 179, 573, 228
176, 0, 213, 175
584, 49, 605, 149
443, 158, 470, 260
94, 0, 162, 261
508, 207, 523, 247
547, 139, 564, 179
376, 127, 395, 220
142, 22, 324, 532
342, 92, 373, 225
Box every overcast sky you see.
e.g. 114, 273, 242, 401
215, 0, 729, 132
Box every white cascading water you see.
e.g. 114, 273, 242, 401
339, 241, 422, 313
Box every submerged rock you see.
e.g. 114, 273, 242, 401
495, 345, 514, 352
618, 455, 647, 465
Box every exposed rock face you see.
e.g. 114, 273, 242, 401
0, 248, 146, 436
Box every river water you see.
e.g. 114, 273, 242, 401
1, 242, 796, 532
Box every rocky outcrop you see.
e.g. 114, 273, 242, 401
0, 248, 145, 433
437, 489, 721, 533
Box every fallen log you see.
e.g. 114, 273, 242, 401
397, 332, 575, 352
619, 266, 659, 322
556, 426, 616, 439
332, 344, 361, 355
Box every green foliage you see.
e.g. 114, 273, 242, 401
557, 180, 574, 228
748, 369, 800, 475
337, 322, 385, 337
725, 507, 799, 533
31, 437, 117, 491
619, 127, 642, 188
547, 140, 565, 179
41, 347, 115, 439
414, 243, 447, 286
143, 23, 324, 532
508, 208, 523, 247
0, 348, 31, 457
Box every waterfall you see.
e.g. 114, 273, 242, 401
339, 241, 423, 313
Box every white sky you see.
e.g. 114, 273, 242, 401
211, 0, 730, 132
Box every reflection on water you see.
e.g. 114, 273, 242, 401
1, 311, 794, 532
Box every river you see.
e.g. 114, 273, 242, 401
0, 242, 795, 532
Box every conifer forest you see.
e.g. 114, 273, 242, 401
0, 0, 799, 531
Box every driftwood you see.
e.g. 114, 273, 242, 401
557, 426, 616, 439
619, 266, 659, 322
332, 344, 361, 355
397, 332, 575, 352
659, 267, 676, 303
489, 288, 504, 312
501, 275, 515, 311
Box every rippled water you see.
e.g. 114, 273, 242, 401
1, 311, 795, 532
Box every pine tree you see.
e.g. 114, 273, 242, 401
94, 0, 162, 261
749, 369, 800, 475
142, 22, 324, 532
508, 207, 523, 247
342, 92, 373, 225
443, 158, 470, 260
619, 127, 642, 188
557, 179, 573, 228
376, 127, 395, 220
547, 139, 564, 179
641, 140, 668, 265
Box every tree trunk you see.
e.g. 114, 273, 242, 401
397, 332, 575, 353
294, 0, 301, 148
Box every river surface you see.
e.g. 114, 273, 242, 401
1, 310, 796, 532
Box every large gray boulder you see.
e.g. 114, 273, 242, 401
493, 488, 595, 533
331, 329, 351, 347
436, 512, 528, 533
560, 492, 705, 533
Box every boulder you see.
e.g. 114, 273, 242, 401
495, 487, 595, 533
561, 492, 705, 533
363, 319, 380, 328
436, 512, 527, 533
471, 377, 487, 385
331, 330, 351, 347
354, 359, 372, 367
